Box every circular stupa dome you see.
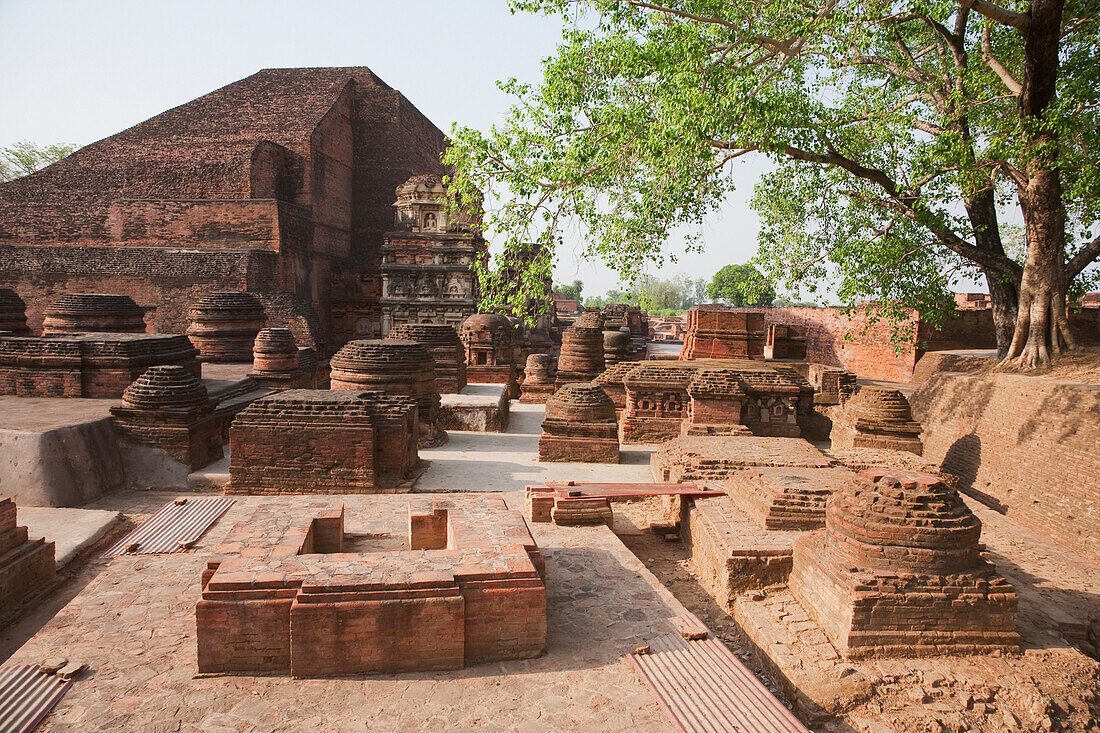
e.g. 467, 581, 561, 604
545, 382, 616, 423
122, 365, 210, 410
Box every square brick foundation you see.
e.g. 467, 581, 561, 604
196, 495, 546, 676
723, 466, 858, 531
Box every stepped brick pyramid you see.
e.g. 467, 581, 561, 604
723, 466, 858, 530
789, 469, 1019, 658
539, 382, 620, 463
197, 496, 546, 676
41, 293, 146, 334
389, 323, 467, 393
227, 389, 420, 494
0, 498, 56, 622
110, 365, 222, 469
519, 353, 556, 404
830, 386, 923, 454
329, 338, 446, 447
0, 288, 30, 335
186, 292, 266, 362
680, 307, 765, 360
0, 332, 199, 398
0, 67, 451, 352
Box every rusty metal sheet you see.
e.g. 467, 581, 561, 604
0, 665, 73, 733
627, 632, 809, 733
542, 482, 724, 499
105, 496, 234, 557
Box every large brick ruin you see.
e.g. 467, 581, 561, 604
680, 307, 765, 360
380, 175, 486, 335
110, 365, 223, 469
388, 323, 466, 393
0, 67, 451, 353
0, 332, 199, 398
227, 389, 420, 494
186, 292, 266, 362
789, 469, 1019, 658
329, 338, 446, 447
0, 498, 56, 622
830, 386, 923, 454
196, 495, 546, 676
539, 382, 620, 463
620, 363, 695, 443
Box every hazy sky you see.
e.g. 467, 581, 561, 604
1, 0, 799, 299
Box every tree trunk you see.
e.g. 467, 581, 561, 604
964, 190, 1019, 356
1001, 0, 1072, 367
1003, 170, 1075, 366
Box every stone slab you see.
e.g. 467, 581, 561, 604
16, 506, 124, 569
439, 383, 510, 432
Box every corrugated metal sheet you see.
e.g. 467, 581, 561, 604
628, 632, 809, 733
105, 497, 234, 557
0, 665, 73, 733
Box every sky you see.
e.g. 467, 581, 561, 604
0, 0, 775, 302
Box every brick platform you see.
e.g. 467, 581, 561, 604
196, 495, 546, 676
227, 389, 420, 494
0, 498, 56, 623
830, 386, 923, 454
539, 383, 620, 463
41, 293, 147, 334
680, 307, 765, 360
788, 469, 1019, 658
110, 365, 223, 469
651, 436, 832, 482
0, 333, 200, 398
722, 466, 858, 530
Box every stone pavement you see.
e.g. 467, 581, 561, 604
4, 490, 682, 731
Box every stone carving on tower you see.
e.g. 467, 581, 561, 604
380, 175, 487, 335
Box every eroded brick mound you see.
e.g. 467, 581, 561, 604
539, 382, 619, 463
0, 498, 56, 623
42, 293, 146, 334
227, 389, 420, 493
830, 386, 923, 454
330, 339, 445, 447
0, 288, 30, 335
556, 325, 605, 387
389, 323, 467, 393
519, 353, 555, 404
186, 292, 266, 363
789, 468, 1019, 658
252, 328, 298, 373
603, 328, 632, 366
111, 365, 222, 468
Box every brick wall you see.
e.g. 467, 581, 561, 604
911, 372, 1100, 561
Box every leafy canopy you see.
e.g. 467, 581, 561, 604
707, 264, 776, 306
0, 141, 78, 182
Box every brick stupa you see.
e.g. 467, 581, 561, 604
539, 382, 620, 463
519, 353, 555, 404
460, 313, 517, 392
186, 292, 266, 362
789, 468, 1019, 658
0, 288, 30, 335
41, 293, 146, 334
830, 386, 923, 454
555, 314, 605, 387
330, 339, 446, 447
389, 323, 467, 393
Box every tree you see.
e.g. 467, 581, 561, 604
554, 279, 584, 302
446, 0, 1100, 367
0, 141, 78, 182
706, 264, 776, 306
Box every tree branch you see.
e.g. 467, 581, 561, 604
981, 25, 1023, 93
1067, 232, 1100, 279
960, 0, 1031, 30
